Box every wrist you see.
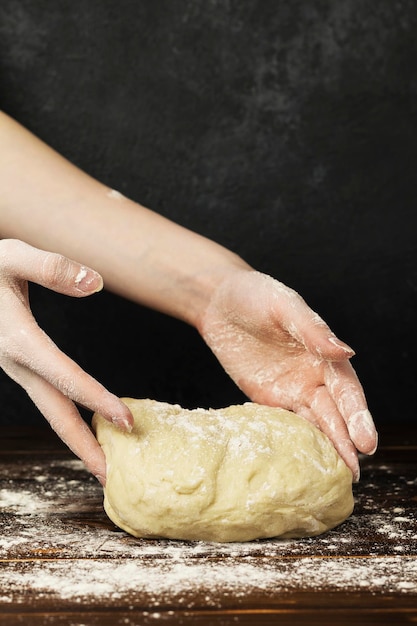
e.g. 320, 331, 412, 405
190, 254, 252, 331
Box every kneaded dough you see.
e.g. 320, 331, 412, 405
93, 398, 354, 542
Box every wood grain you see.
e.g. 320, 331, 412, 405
0, 427, 416, 625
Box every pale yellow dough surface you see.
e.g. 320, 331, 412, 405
93, 398, 354, 542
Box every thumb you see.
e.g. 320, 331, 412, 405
292, 314, 355, 361
278, 285, 355, 361
1, 239, 103, 297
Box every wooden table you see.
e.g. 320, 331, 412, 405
0, 427, 416, 625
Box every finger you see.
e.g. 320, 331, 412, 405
325, 360, 378, 455
268, 278, 355, 360
2, 312, 133, 432
309, 386, 360, 481
23, 372, 107, 484
0, 239, 103, 297
298, 389, 360, 481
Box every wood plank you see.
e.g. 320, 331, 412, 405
0, 430, 416, 624
1, 608, 417, 626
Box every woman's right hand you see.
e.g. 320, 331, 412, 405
0, 239, 133, 484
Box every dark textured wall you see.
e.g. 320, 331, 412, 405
0, 1, 416, 427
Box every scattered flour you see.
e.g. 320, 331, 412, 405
0, 555, 416, 606
0, 447, 416, 608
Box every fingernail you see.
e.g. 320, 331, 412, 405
112, 416, 133, 433
369, 437, 378, 456
348, 409, 378, 454
339, 442, 360, 483
75, 267, 103, 293
95, 473, 106, 487
328, 336, 355, 356
353, 464, 360, 483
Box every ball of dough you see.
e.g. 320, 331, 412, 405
93, 398, 354, 542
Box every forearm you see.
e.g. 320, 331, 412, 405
0, 114, 377, 472
0, 111, 250, 326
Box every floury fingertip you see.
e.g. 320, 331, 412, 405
94, 472, 106, 486
74, 267, 103, 293
348, 409, 378, 455
111, 415, 133, 433
347, 450, 360, 483
327, 336, 355, 356
352, 461, 360, 483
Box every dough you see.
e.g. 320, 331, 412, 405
93, 398, 354, 542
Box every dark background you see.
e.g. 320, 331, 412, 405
0, 1, 416, 428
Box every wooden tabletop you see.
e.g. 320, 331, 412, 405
0, 427, 416, 625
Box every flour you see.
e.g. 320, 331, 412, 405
0, 489, 51, 514
74, 267, 88, 285
0, 554, 416, 606
107, 188, 124, 200
0, 441, 416, 610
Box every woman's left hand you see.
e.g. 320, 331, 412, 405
198, 269, 378, 482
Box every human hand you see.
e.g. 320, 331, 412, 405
198, 269, 377, 482
0, 239, 133, 484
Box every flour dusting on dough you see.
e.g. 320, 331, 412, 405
93, 399, 354, 543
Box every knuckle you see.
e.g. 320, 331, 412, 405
0, 329, 27, 362
0, 239, 26, 270
40, 253, 73, 288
